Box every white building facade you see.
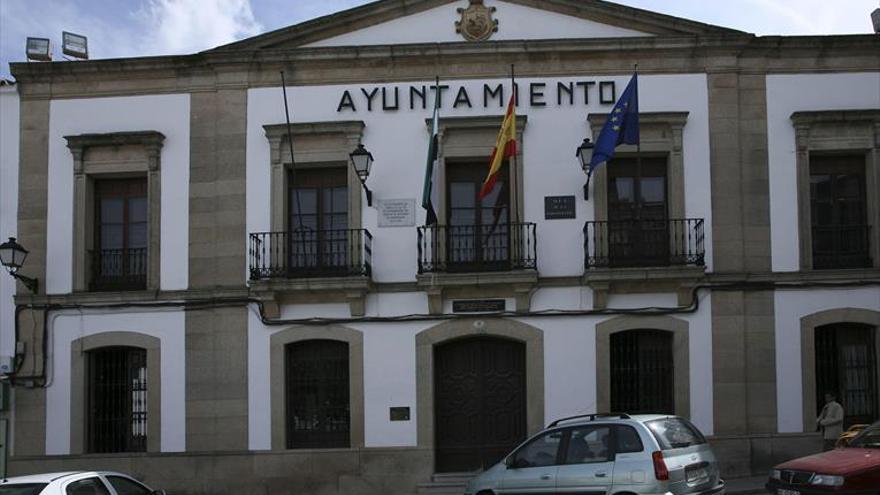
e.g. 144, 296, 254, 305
2, 1, 879, 494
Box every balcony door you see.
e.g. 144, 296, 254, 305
288, 168, 348, 276
446, 162, 510, 271
810, 155, 870, 269
607, 158, 669, 267
92, 178, 147, 291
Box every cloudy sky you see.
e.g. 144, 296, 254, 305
1, 0, 878, 79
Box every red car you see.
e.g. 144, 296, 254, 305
766, 420, 880, 494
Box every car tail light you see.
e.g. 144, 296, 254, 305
652, 451, 669, 481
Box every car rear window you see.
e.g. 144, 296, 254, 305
645, 417, 707, 450
0, 484, 49, 495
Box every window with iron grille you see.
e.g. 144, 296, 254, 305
810, 155, 871, 269
91, 178, 148, 291
285, 340, 350, 449
610, 330, 674, 414
87, 346, 147, 453
815, 323, 878, 428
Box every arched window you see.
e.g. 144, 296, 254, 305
285, 339, 350, 449
815, 323, 877, 427
87, 346, 147, 453
610, 330, 674, 414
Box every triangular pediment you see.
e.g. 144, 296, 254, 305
209, 0, 745, 52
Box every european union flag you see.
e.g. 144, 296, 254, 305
589, 72, 639, 172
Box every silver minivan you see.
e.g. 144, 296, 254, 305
464, 413, 726, 495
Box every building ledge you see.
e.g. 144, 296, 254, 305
416, 270, 538, 314
583, 265, 707, 309
250, 276, 372, 317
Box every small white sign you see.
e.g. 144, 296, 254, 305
378, 199, 416, 227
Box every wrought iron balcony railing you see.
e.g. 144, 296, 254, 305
417, 222, 537, 274
812, 224, 872, 269
249, 229, 373, 280
584, 218, 705, 269
89, 248, 147, 291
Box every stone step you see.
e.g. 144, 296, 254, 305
416, 472, 479, 495
416, 484, 467, 495
430, 471, 479, 483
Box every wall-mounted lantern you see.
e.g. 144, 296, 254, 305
575, 137, 595, 200
0, 237, 39, 293
349, 143, 374, 207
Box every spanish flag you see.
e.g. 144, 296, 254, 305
478, 95, 517, 200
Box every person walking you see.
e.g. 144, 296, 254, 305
816, 392, 844, 451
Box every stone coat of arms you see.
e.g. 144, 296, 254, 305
456, 0, 499, 42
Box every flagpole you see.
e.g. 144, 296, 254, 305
510, 63, 519, 224
281, 71, 308, 272
281, 71, 304, 232
634, 64, 642, 194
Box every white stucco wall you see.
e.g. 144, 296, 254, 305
44, 309, 186, 454
248, 290, 714, 449
305, 0, 650, 48
247, 305, 435, 450
775, 288, 880, 433
247, 73, 713, 283
46, 94, 190, 294
0, 84, 19, 362
766, 72, 880, 272
521, 289, 714, 436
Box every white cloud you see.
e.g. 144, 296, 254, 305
1, 0, 141, 77
740, 0, 873, 35
142, 0, 263, 54
0, 0, 265, 78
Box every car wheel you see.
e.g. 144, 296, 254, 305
476, 491, 495, 495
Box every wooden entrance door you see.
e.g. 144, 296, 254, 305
434, 337, 527, 472
816, 323, 878, 427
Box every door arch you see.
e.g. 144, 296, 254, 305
434, 336, 526, 472
415, 318, 544, 472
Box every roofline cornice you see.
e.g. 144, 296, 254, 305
208, 0, 745, 52
9, 34, 878, 86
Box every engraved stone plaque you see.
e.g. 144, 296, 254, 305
378, 199, 416, 227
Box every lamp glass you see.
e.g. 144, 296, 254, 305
350, 144, 373, 180
26, 37, 51, 61
0, 237, 28, 270
576, 138, 594, 173
62, 31, 89, 59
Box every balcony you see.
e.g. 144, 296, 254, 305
416, 223, 538, 314
812, 224, 872, 269
248, 229, 373, 317
583, 218, 705, 269
89, 248, 147, 292
417, 222, 537, 273
249, 229, 373, 280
